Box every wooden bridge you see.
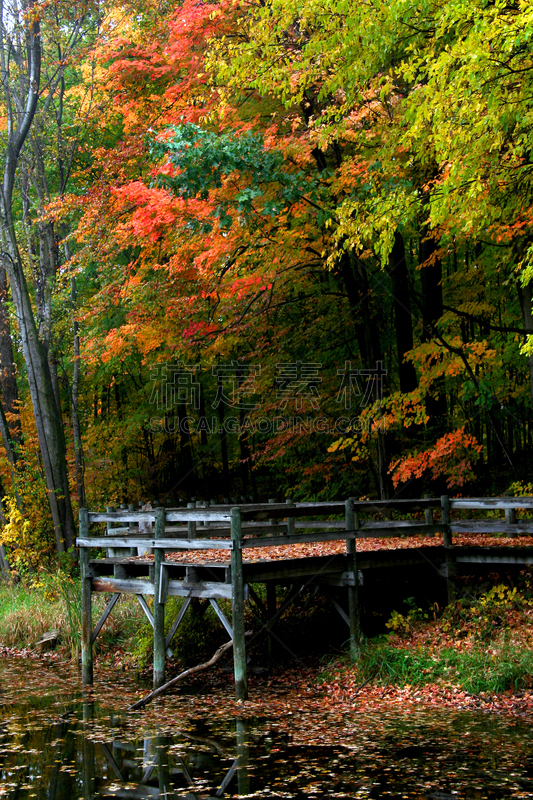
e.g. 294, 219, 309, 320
77, 496, 533, 700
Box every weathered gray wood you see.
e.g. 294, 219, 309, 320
441, 495, 455, 603
166, 509, 232, 522
441, 495, 452, 547
292, 519, 444, 531
91, 592, 120, 643
450, 496, 533, 509
153, 507, 166, 689
424, 494, 435, 537
505, 501, 518, 538
209, 598, 233, 639
450, 521, 533, 534
167, 580, 233, 600
243, 502, 344, 520
297, 499, 441, 511
165, 597, 192, 648
80, 508, 93, 686
92, 575, 234, 600
346, 499, 361, 660
93, 577, 155, 594
76, 537, 234, 550
231, 507, 247, 700
240, 531, 356, 548
89, 509, 233, 523
187, 502, 196, 540
136, 594, 154, 627
159, 564, 169, 604
106, 506, 117, 558
455, 549, 533, 565
285, 499, 295, 535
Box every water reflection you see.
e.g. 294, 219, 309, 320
1, 659, 533, 798
80, 703, 250, 799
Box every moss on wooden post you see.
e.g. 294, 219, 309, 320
80, 508, 93, 686
231, 507, 248, 700
345, 498, 361, 661
153, 506, 166, 689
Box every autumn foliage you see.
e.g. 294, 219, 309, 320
0, 0, 533, 562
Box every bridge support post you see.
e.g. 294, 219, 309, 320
441, 495, 456, 604
153, 507, 166, 689
346, 498, 361, 660
231, 507, 248, 700
80, 508, 93, 686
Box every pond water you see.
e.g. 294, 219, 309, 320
0, 657, 532, 799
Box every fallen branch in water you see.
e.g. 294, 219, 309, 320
352, 672, 376, 697
128, 630, 253, 711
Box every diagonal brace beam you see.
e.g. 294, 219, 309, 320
92, 593, 120, 644
165, 596, 192, 649
209, 598, 233, 640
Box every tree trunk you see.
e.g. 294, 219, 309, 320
71, 278, 86, 509
0, 8, 75, 552
519, 281, 533, 402
419, 225, 447, 429
387, 231, 418, 393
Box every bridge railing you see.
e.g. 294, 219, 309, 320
77, 495, 533, 555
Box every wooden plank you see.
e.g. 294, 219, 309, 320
241, 531, 355, 548
166, 509, 232, 522
450, 497, 533, 509
90, 509, 233, 523
167, 580, 233, 600
358, 522, 446, 535
450, 521, 533, 534
241, 503, 344, 520
77, 537, 234, 549
90, 511, 156, 523
291, 520, 445, 531
297, 498, 441, 511
454, 549, 533, 565
93, 577, 155, 594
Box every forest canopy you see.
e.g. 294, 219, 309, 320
0, 0, 533, 564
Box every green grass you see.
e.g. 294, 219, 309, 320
0, 575, 145, 659
354, 638, 533, 694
